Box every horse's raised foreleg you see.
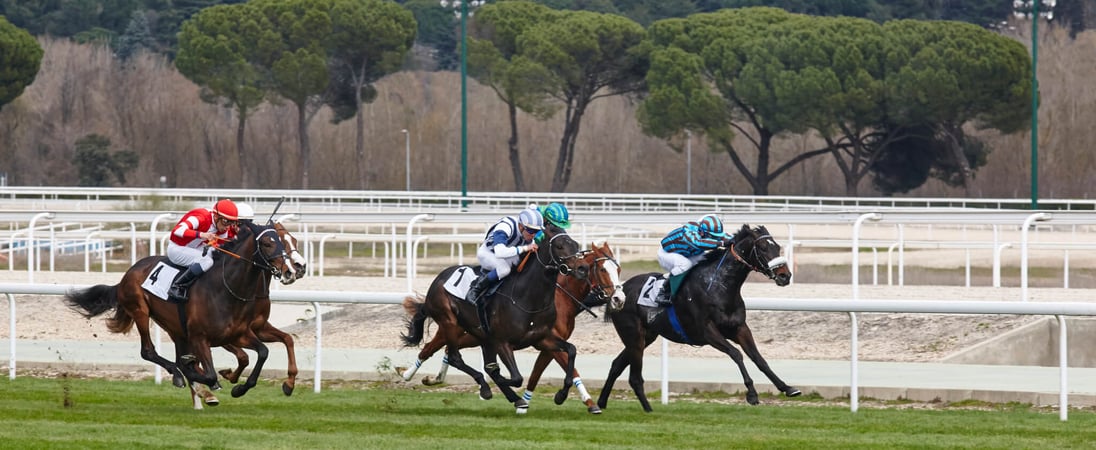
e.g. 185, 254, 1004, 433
230, 336, 269, 398
729, 324, 801, 398
181, 339, 220, 391
254, 322, 297, 396
702, 325, 760, 405
525, 348, 599, 414
218, 344, 248, 384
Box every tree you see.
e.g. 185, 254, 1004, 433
326, 0, 416, 189
250, 0, 334, 189
73, 134, 139, 186
0, 15, 43, 112
468, 1, 560, 191
176, 3, 269, 188
114, 9, 154, 61
640, 8, 829, 195
872, 20, 1030, 193
519, 10, 648, 192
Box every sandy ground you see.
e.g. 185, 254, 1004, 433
4, 269, 1092, 364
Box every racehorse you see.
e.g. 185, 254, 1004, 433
64, 220, 292, 409
596, 224, 801, 412
400, 241, 625, 413
218, 220, 307, 396
401, 223, 587, 413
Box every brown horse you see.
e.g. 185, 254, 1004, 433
597, 224, 800, 412
401, 224, 587, 413
64, 220, 292, 409
400, 241, 624, 414
218, 220, 307, 396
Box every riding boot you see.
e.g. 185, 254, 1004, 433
168, 263, 203, 304
465, 273, 490, 305
655, 274, 673, 305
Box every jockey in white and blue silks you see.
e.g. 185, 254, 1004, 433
655, 214, 729, 304
465, 208, 544, 306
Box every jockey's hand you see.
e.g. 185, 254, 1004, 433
721, 238, 734, 248
199, 231, 213, 242
524, 243, 539, 253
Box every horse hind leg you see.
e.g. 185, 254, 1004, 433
444, 347, 492, 400
131, 310, 186, 388
482, 344, 525, 413
702, 326, 762, 405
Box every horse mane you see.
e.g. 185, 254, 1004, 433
696, 223, 753, 267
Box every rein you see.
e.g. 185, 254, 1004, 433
218, 226, 287, 301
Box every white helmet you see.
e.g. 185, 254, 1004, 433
236, 203, 255, 220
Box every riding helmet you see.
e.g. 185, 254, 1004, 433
540, 202, 571, 229
236, 202, 255, 221
213, 198, 239, 221
697, 214, 725, 238
518, 208, 544, 231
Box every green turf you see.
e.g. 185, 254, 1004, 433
3, 376, 1095, 449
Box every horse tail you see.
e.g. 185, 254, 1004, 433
400, 295, 427, 347
63, 284, 135, 334
63, 284, 118, 319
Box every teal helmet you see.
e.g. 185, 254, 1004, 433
540, 202, 571, 229
697, 214, 725, 239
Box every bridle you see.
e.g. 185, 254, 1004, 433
535, 232, 586, 279
554, 248, 621, 317
219, 223, 290, 301
728, 230, 788, 280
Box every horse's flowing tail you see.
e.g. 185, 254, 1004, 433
400, 295, 427, 347
63, 284, 134, 333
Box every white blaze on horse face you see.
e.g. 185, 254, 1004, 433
768, 256, 788, 270
603, 258, 626, 308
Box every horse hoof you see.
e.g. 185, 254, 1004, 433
515, 398, 529, 414
785, 387, 802, 397
422, 377, 443, 386
588, 405, 602, 414
282, 382, 294, 396
212, 381, 223, 391
231, 385, 249, 398
204, 396, 220, 407
171, 373, 186, 388
746, 394, 759, 405
508, 377, 523, 388
479, 386, 493, 401
553, 390, 568, 405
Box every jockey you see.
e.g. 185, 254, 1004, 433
166, 198, 239, 302
235, 202, 255, 224
655, 214, 730, 305
466, 207, 545, 331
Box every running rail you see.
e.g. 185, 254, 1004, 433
3, 283, 1095, 419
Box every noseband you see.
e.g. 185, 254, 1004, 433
729, 233, 787, 280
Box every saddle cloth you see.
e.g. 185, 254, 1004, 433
140, 261, 183, 300
636, 275, 666, 308
443, 266, 478, 300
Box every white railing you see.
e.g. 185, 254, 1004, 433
2, 283, 1094, 421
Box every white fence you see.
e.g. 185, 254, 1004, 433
2, 283, 1095, 421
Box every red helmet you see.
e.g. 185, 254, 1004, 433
213, 199, 238, 221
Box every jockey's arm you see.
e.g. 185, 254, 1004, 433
488, 230, 526, 258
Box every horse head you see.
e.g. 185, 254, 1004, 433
729, 224, 791, 286
537, 224, 588, 280
588, 241, 625, 311
235, 221, 293, 284
272, 221, 306, 283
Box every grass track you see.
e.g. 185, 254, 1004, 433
3, 376, 1096, 449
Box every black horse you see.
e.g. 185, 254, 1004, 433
64, 220, 291, 409
597, 224, 801, 412
402, 223, 588, 413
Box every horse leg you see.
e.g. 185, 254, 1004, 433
443, 346, 493, 400
254, 323, 298, 396
538, 347, 599, 413
701, 325, 761, 405
231, 337, 269, 398
218, 344, 248, 384
521, 351, 553, 408
482, 344, 525, 413
730, 324, 801, 398
547, 339, 578, 407
131, 309, 186, 388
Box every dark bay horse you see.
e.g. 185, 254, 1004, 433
219, 220, 306, 396
401, 224, 587, 413
400, 241, 625, 414
596, 224, 801, 412
64, 220, 292, 409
